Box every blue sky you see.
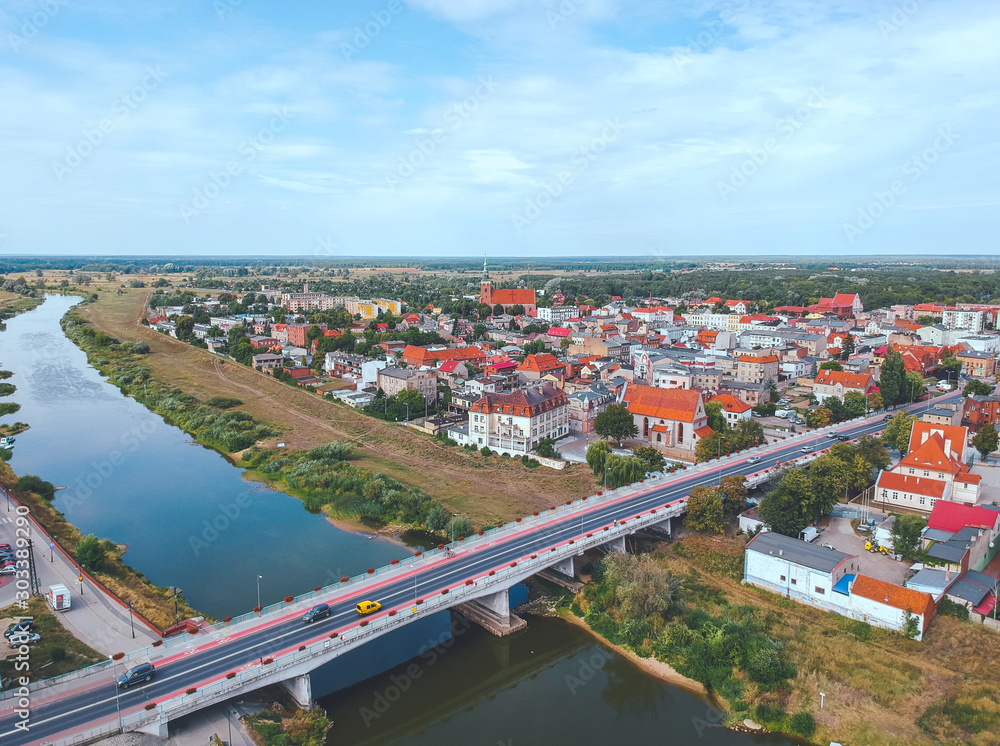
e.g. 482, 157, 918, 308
1, 0, 997, 258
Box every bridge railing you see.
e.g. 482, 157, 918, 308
52, 499, 691, 744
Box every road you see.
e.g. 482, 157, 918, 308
0, 399, 948, 745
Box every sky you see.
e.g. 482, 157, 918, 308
1, 0, 998, 258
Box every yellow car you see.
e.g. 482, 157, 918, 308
356, 600, 381, 615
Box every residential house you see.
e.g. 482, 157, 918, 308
709, 394, 752, 426
463, 383, 570, 456
956, 350, 996, 379
402, 344, 487, 370
849, 575, 935, 641
963, 393, 1000, 431
924, 501, 1000, 573
518, 353, 568, 382
736, 353, 779, 385
568, 383, 614, 434
252, 353, 284, 371
813, 369, 873, 403
377, 367, 437, 405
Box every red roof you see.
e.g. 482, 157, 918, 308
693, 425, 715, 439
623, 384, 703, 423
709, 394, 752, 414
928, 502, 1000, 533
814, 369, 872, 390
875, 471, 947, 499
438, 360, 462, 373
898, 433, 964, 476
850, 575, 935, 617
546, 327, 570, 337
489, 288, 536, 305
518, 353, 565, 373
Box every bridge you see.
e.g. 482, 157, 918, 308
0, 401, 940, 745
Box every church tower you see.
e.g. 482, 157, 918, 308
479, 256, 492, 306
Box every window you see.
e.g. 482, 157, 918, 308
814, 586, 825, 595
892, 492, 898, 500
923, 470, 929, 477
790, 578, 797, 585
919, 496, 926, 506
779, 575, 786, 581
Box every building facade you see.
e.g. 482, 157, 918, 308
467, 384, 570, 456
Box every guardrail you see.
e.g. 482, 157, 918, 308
46, 498, 688, 746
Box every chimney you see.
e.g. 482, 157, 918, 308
946, 568, 951, 581
884, 595, 890, 603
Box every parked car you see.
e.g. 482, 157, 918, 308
7, 632, 41, 648
746, 456, 762, 465
117, 662, 156, 689
4, 621, 34, 638
801, 445, 814, 453
0, 565, 15, 576
302, 603, 331, 623
356, 600, 381, 615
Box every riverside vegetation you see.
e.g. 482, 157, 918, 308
567, 536, 1000, 745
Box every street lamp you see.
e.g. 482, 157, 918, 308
451, 513, 459, 543
256, 575, 263, 611
127, 602, 135, 639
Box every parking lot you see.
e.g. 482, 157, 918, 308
814, 516, 911, 585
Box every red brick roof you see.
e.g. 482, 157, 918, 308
851, 575, 935, 617
623, 384, 703, 423
898, 433, 964, 476
403, 345, 486, 366
875, 471, 947, 498
739, 354, 779, 364
928, 501, 1000, 534
489, 288, 536, 305
709, 394, 752, 414
469, 384, 568, 417
907, 422, 968, 460
518, 353, 565, 373
814, 369, 872, 390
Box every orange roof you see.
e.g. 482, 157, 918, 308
850, 575, 935, 618
876, 471, 948, 498
739, 354, 779, 364
693, 425, 715, 439
403, 345, 486, 365
955, 473, 982, 484
897, 435, 964, 476
709, 394, 752, 414
833, 293, 860, 305
518, 353, 565, 373
814, 369, 872, 390
490, 288, 536, 305
623, 384, 703, 423
907, 422, 968, 459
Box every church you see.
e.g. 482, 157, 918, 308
479, 258, 537, 314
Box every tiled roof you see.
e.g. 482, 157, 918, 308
739, 354, 779, 363
469, 384, 568, 417
814, 369, 872, 389
851, 575, 935, 617
875, 471, 947, 498
518, 353, 565, 372
898, 434, 964, 475
907, 422, 968, 460
693, 425, 715, 439
489, 288, 536, 305
623, 384, 703, 423
709, 394, 752, 413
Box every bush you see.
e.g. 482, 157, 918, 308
847, 619, 873, 641
570, 601, 584, 617
788, 712, 816, 739
480, 446, 492, 457
206, 396, 243, 409
132, 341, 150, 354
938, 597, 970, 621
75, 534, 107, 571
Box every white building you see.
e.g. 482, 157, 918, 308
537, 306, 579, 324
942, 309, 984, 333
464, 383, 570, 456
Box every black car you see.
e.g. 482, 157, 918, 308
4, 621, 34, 639
837, 435, 850, 441
883, 414, 893, 421
117, 662, 156, 689
302, 603, 331, 623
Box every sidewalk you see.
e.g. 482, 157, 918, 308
0, 494, 160, 656
93, 701, 258, 746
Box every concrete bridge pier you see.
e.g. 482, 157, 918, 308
644, 517, 672, 539
549, 555, 576, 579
137, 717, 170, 738
455, 586, 527, 638
281, 673, 314, 711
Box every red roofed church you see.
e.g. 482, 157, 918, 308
480, 258, 536, 313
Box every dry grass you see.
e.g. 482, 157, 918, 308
657, 535, 1000, 746
75, 289, 596, 524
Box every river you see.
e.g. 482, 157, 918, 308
0, 295, 797, 746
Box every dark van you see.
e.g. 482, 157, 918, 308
302, 604, 332, 623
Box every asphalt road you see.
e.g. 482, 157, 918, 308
0, 398, 949, 745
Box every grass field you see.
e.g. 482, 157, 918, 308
0, 597, 103, 682
655, 536, 1000, 746
75, 289, 596, 525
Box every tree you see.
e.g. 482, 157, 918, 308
493, 303, 505, 316
819, 360, 843, 372
396, 387, 425, 414
594, 404, 638, 445
535, 437, 561, 459
905, 371, 925, 402
75, 534, 107, 571
964, 380, 992, 397
604, 453, 646, 489
881, 412, 916, 453
890, 514, 927, 561
854, 434, 891, 472
632, 446, 664, 474
426, 504, 448, 532
705, 400, 727, 432
807, 456, 849, 520
880, 347, 906, 405
731, 418, 765, 451
684, 486, 724, 534
132, 340, 150, 354
695, 430, 726, 463
477, 303, 492, 320
973, 424, 998, 461
840, 336, 855, 360
867, 390, 884, 412
758, 468, 814, 537
764, 378, 778, 403
807, 406, 832, 428
586, 440, 611, 479
447, 517, 474, 539
809, 361, 818, 378
843, 390, 867, 418
175, 315, 195, 342
717, 475, 748, 514
902, 610, 920, 640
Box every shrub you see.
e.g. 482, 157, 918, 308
205, 396, 242, 409
788, 712, 816, 739
938, 597, 970, 621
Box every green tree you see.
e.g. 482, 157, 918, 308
963, 380, 992, 396
807, 406, 832, 428
854, 434, 891, 471
535, 437, 561, 459
731, 418, 765, 451
819, 360, 843, 372
758, 468, 814, 537
75, 534, 107, 571
493, 303, 505, 316
396, 387, 426, 414
477, 303, 492, 320
904, 371, 925, 402
705, 400, 727, 432
632, 446, 664, 474
807, 455, 849, 520
879, 347, 906, 405
840, 336, 855, 360
973, 424, 998, 461
867, 390, 884, 412
881, 412, 916, 453
594, 404, 638, 445
587, 440, 612, 479
175, 315, 195, 342
843, 390, 868, 418
132, 340, 150, 354
890, 513, 927, 561
604, 453, 646, 488
684, 486, 724, 534
764, 378, 778, 403
695, 430, 726, 463
718, 475, 748, 514
448, 517, 474, 539
426, 504, 448, 532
